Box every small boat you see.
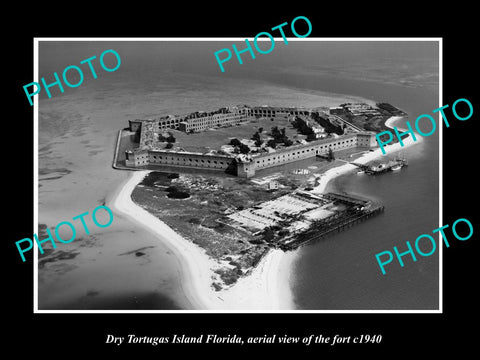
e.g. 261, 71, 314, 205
391, 164, 402, 171
357, 170, 365, 175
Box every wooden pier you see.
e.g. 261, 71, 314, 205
278, 205, 385, 251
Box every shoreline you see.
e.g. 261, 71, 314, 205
110, 115, 420, 311
110, 170, 296, 310
312, 116, 420, 194
110, 170, 215, 310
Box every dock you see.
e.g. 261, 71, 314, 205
352, 156, 407, 175
275, 192, 385, 250
278, 204, 385, 250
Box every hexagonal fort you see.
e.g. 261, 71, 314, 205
116, 104, 380, 178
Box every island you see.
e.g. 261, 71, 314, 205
112, 102, 406, 290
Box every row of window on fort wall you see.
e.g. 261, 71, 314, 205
144, 107, 313, 132
126, 150, 233, 170
252, 135, 361, 169
126, 133, 376, 171
148, 152, 232, 170
179, 113, 251, 132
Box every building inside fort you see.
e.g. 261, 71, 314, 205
123, 105, 378, 178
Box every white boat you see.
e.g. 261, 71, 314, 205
357, 170, 365, 175
391, 164, 402, 171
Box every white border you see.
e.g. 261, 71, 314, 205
33, 37, 442, 314
438, 39, 443, 313
33, 41, 39, 312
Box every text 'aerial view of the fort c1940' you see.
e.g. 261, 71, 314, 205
113, 102, 407, 290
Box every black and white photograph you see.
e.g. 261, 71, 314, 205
35, 39, 440, 312
6, 7, 478, 355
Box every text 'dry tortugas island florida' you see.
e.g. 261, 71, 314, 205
37, 40, 440, 311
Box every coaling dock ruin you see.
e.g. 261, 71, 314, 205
221, 191, 385, 251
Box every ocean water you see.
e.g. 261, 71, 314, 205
37, 60, 367, 310
37, 41, 439, 310
290, 81, 439, 310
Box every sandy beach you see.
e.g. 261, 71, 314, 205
111, 170, 296, 310
33, 39, 440, 312
36, 69, 394, 311
111, 171, 213, 310
109, 115, 421, 311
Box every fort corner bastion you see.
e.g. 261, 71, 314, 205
115, 104, 382, 178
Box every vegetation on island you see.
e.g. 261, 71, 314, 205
132, 171, 291, 289
310, 112, 344, 135
376, 102, 407, 116
333, 102, 407, 133
268, 126, 293, 147
328, 147, 335, 161
291, 117, 316, 141
158, 133, 176, 143
229, 138, 251, 154
116, 102, 406, 291
165, 185, 190, 199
